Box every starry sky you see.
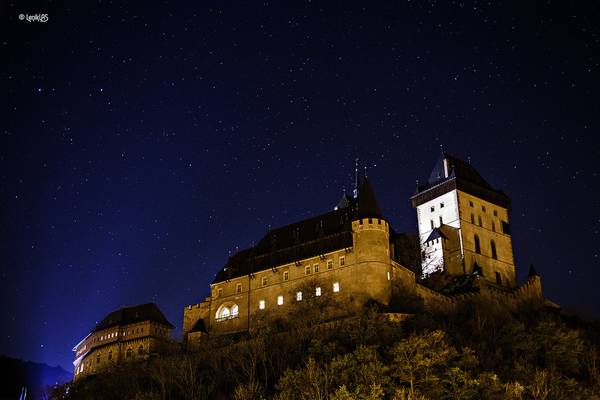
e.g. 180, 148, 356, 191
2, 1, 600, 371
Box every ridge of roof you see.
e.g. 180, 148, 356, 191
92, 303, 174, 332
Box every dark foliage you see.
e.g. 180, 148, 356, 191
51, 304, 600, 400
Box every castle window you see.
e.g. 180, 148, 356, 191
277, 295, 284, 305
474, 234, 481, 254
327, 260, 333, 270
231, 304, 239, 317
430, 206, 435, 212
492, 221, 496, 232
440, 202, 444, 208
339, 256, 345, 266
482, 205, 486, 212
217, 288, 222, 297
439, 216, 443, 225
259, 300, 265, 309
305, 266, 311, 275
236, 283, 242, 293
138, 345, 144, 355
283, 271, 289, 281
126, 348, 132, 358
359, 219, 363, 225
493, 210, 498, 216
387, 271, 391, 281
470, 214, 475, 224
469, 201, 474, 207
262, 276, 268, 286
430, 220, 434, 230
333, 282, 340, 293
108, 351, 112, 360
478, 216, 482, 227
296, 291, 303, 301
315, 287, 321, 296
491, 240, 497, 259
96, 354, 100, 364
502, 221, 511, 235
314, 263, 319, 273
495, 272, 502, 285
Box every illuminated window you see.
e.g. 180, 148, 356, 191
491, 240, 497, 260
315, 287, 321, 296
138, 345, 144, 355
231, 304, 239, 316
262, 276, 268, 286
387, 271, 391, 281
327, 260, 333, 270
474, 234, 481, 254
236, 283, 242, 293
259, 300, 265, 309
333, 282, 340, 293
313, 263, 319, 273
126, 348, 132, 358
277, 295, 284, 305
305, 266, 311, 275
283, 271, 289, 281
339, 256, 345, 266
296, 291, 302, 301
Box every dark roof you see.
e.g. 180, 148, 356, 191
190, 318, 207, 333
356, 177, 382, 219
334, 193, 351, 210
411, 152, 511, 209
92, 303, 174, 332
212, 177, 385, 284
424, 227, 447, 243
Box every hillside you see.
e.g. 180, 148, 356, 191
51, 301, 600, 400
0, 355, 71, 400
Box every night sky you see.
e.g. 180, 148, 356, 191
2, 1, 600, 372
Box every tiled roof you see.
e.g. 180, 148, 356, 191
92, 303, 174, 332
212, 178, 384, 284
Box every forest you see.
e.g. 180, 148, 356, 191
51, 300, 600, 400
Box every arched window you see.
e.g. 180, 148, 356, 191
474, 234, 481, 254
491, 240, 497, 259
216, 303, 238, 321
138, 345, 144, 355
126, 348, 132, 358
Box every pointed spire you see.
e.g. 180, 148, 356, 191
528, 264, 539, 277
353, 157, 359, 199
356, 176, 382, 219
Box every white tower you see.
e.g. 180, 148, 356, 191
410, 153, 516, 288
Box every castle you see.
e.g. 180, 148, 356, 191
72, 303, 174, 380
73, 152, 549, 377
182, 152, 546, 346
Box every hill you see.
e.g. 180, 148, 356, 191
0, 355, 71, 400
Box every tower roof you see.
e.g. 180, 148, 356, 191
91, 303, 174, 332
411, 152, 511, 209
356, 177, 382, 219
